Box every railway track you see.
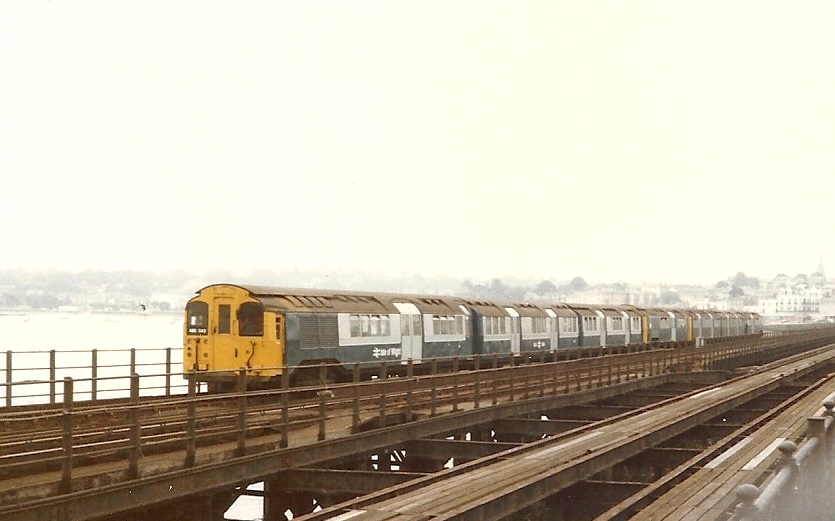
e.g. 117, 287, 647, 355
1, 330, 834, 520
294, 343, 835, 521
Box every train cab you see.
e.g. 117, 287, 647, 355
184, 284, 283, 387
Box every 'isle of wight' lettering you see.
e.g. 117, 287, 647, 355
372, 347, 402, 359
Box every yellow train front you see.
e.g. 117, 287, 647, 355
184, 284, 284, 390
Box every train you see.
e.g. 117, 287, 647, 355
183, 284, 763, 389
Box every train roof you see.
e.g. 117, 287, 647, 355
190, 284, 759, 320
193, 284, 464, 315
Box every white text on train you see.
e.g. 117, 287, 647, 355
372, 347, 403, 358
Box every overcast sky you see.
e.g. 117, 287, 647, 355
1, 2, 833, 286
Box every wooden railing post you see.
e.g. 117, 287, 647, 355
49, 350, 56, 405
281, 368, 290, 448
165, 347, 172, 397
379, 361, 387, 426
508, 355, 515, 402
91, 349, 98, 403
186, 371, 196, 467
352, 363, 360, 430
405, 377, 413, 419
473, 355, 481, 409
128, 374, 141, 479
430, 358, 438, 417
236, 369, 247, 456
492, 354, 499, 405
61, 377, 73, 494
522, 356, 530, 400
5, 351, 12, 409
452, 357, 459, 412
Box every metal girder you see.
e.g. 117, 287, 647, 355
602, 392, 681, 407
544, 404, 633, 420
270, 469, 426, 494
404, 439, 519, 461
616, 447, 704, 469
491, 418, 589, 437
568, 479, 648, 502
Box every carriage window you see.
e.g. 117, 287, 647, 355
218, 304, 231, 334
531, 317, 546, 334
400, 315, 410, 335
238, 302, 264, 337
559, 317, 577, 333
349, 314, 392, 338
186, 301, 209, 335
432, 315, 464, 335
352, 315, 362, 336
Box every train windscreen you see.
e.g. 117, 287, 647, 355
238, 302, 264, 336
186, 301, 209, 335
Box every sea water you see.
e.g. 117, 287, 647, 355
0, 311, 267, 520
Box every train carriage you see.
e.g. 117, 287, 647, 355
716, 311, 732, 337
730, 312, 745, 336
669, 309, 691, 342
403, 294, 472, 361
691, 309, 710, 340
510, 301, 555, 352
750, 312, 763, 335
707, 310, 720, 339
462, 298, 519, 355
639, 307, 675, 342
550, 304, 580, 348
594, 306, 629, 347
616, 306, 643, 346
568, 304, 602, 348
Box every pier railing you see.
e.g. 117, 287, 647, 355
2, 347, 185, 406
1, 329, 830, 409
728, 397, 835, 521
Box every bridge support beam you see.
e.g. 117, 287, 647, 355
264, 478, 316, 521
117, 491, 236, 521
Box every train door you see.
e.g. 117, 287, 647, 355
185, 300, 209, 371
621, 311, 631, 345
236, 301, 265, 371
394, 303, 423, 362
212, 296, 236, 371
505, 308, 521, 353
596, 310, 607, 347
687, 315, 693, 342
545, 309, 558, 351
